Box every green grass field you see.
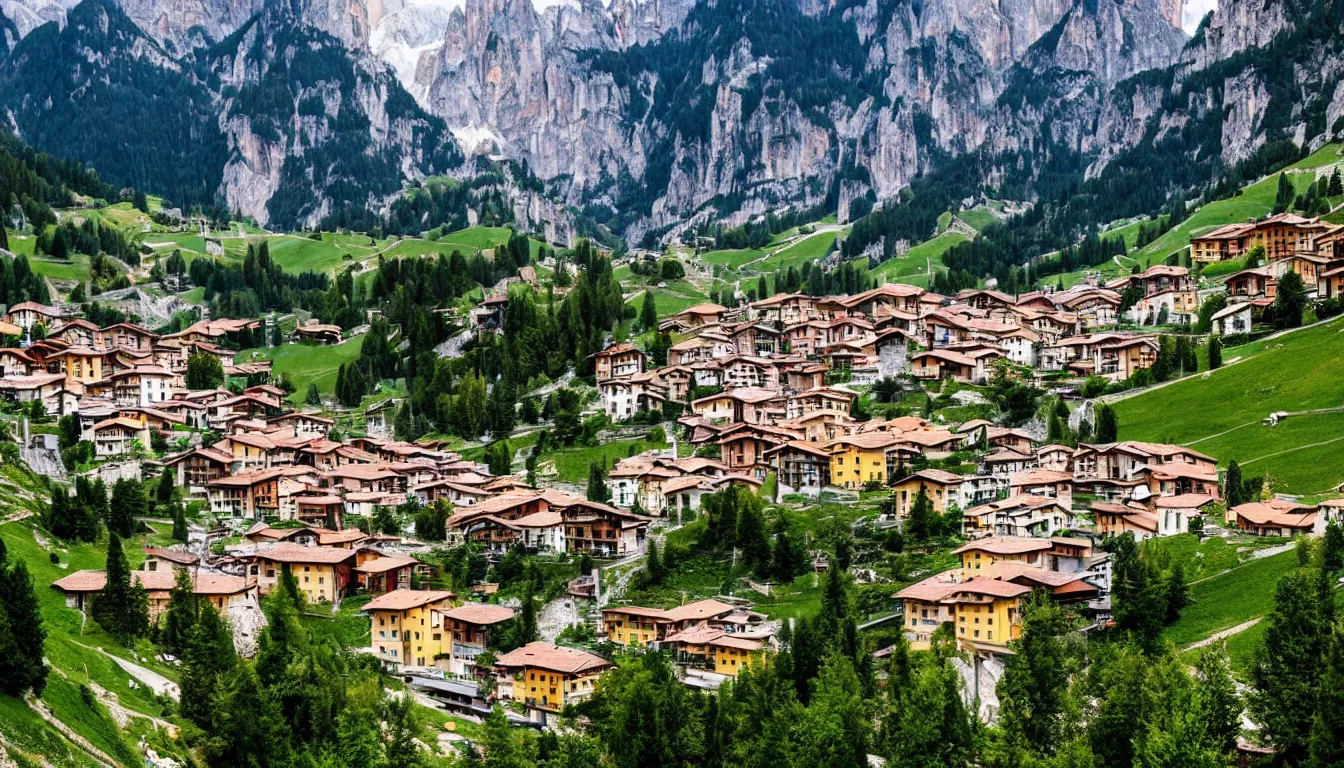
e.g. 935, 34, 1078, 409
266, 233, 381, 274
755, 230, 840, 272
871, 231, 970, 284
1162, 548, 1299, 648
1136, 144, 1342, 266
956, 207, 999, 232
236, 334, 367, 398
28, 256, 91, 282
701, 248, 766, 269
1111, 315, 1344, 492
544, 436, 671, 484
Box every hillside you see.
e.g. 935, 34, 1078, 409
1110, 315, 1344, 494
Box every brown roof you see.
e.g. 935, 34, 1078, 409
894, 574, 961, 602
953, 537, 1054, 556
363, 588, 456, 612
601, 605, 671, 619
52, 569, 176, 593
946, 579, 1032, 599
495, 642, 611, 675
254, 545, 357, 565
662, 598, 735, 623
354, 555, 420, 574
438, 603, 517, 626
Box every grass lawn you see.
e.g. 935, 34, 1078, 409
236, 335, 366, 398
1198, 256, 1248, 280
701, 248, 766, 269
178, 286, 206, 304
1145, 533, 1288, 581
871, 231, 970, 285
756, 230, 840, 272
1135, 143, 1341, 266
28, 256, 91, 282
956, 207, 999, 232
1111, 315, 1344, 491
1162, 548, 1299, 647
629, 280, 710, 317
544, 436, 671, 484
0, 515, 188, 766
6, 231, 36, 257
266, 233, 377, 274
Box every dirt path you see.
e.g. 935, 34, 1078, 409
1184, 618, 1263, 651
78, 643, 180, 700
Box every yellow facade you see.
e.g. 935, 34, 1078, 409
829, 445, 887, 489
958, 550, 1039, 579
710, 644, 764, 675
370, 603, 452, 668
900, 598, 956, 650
602, 611, 663, 646
953, 595, 1021, 648
294, 564, 339, 603
890, 479, 955, 516
511, 667, 602, 712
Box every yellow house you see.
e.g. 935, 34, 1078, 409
365, 589, 456, 670
663, 624, 769, 676
947, 580, 1029, 650
601, 606, 670, 646
827, 433, 905, 489
495, 642, 612, 713
953, 537, 1053, 579
251, 545, 355, 604
894, 573, 1029, 651
48, 347, 104, 386
889, 469, 965, 515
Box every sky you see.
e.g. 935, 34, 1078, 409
1183, 0, 1218, 34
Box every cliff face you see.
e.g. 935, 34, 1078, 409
407, 0, 1187, 240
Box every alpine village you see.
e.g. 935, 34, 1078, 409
7, 0, 1344, 766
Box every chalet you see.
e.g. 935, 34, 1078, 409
50, 319, 99, 348
591, 343, 647, 382
691, 388, 782, 425
5, 301, 66, 331
291, 322, 342, 345
100, 322, 159, 352
890, 469, 968, 516
109, 366, 174, 408
437, 603, 516, 676
0, 373, 74, 414
163, 447, 235, 495
560, 500, 649, 557
599, 373, 667, 421
1230, 499, 1319, 537
249, 545, 356, 603
672, 303, 729, 328
749, 292, 813, 325
92, 417, 151, 458
366, 589, 456, 670
765, 440, 832, 496
1008, 469, 1074, 505
1151, 493, 1216, 536
0, 348, 36, 377
495, 642, 611, 716
354, 555, 419, 594
1210, 302, 1254, 335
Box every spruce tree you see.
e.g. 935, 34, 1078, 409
1224, 460, 1245, 508
160, 567, 199, 657
91, 533, 149, 644
639, 290, 657, 331
206, 664, 291, 768
1250, 569, 1331, 765
0, 549, 47, 696
996, 592, 1072, 757
171, 503, 188, 543
1207, 335, 1222, 370
108, 477, 145, 538
586, 463, 610, 503
1330, 168, 1343, 197
1309, 626, 1344, 768
1096, 404, 1119, 443
1273, 172, 1295, 214
179, 603, 236, 728
643, 539, 665, 586
906, 486, 937, 541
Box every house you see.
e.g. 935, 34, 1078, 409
592, 343, 647, 382
954, 537, 1054, 578
1091, 501, 1159, 541
5, 301, 66, 331
691, 388, 781, 425
765, 441, 832, 496
1210, 302, 1254, 336
964, 496, 1073, 538
0, 373, 74, 414
163, 447, 235, 495
662, 624, 769, 677
249, 545, 356, 603
0, 348, 36, 377
100, 322, 159, 352
207, 469, 312, 519
1008, 469, 1073, 506
109, 366, 174, 407
1230, 499, 1319, 537
366, 589, 456, 670
894, 573, 1029, 652
292, 322, 343, 345
890, 469, 967, 516
1152, 494, 1216, 536
495, 642, 612, 715
827, 432, 908, 489
599, 374, 667, 421
52, 569, 176, 618
437, 603, 516, 677
92, 417, 151, 458
601, 606, 672, 646
45, 347, 105, 386
560, 500, 649, 557
672, 303, 729, 328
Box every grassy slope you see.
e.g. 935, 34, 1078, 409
871, 231, 970, 285
1135, 143, 1343, 266
28, 256, 91, 282
1110, 316, 1344, 493
1163, 548, 1299, 647
236, 335, 367, 398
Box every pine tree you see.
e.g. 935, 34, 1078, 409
108, 477, 144, 537
171, 503, 188, 543
587, 463, 610, 503
384, 692, 421, 768
179, 603, 236, 728
160, 567, 199, 657
91, 533, 149, 644
1207, 335, 1222, 370
1224, 460, 1245, 508
1273, 173, 1295, 214
1250, 569, 1331, 765
1323, 519, 1344, 573
1330, 168, 1343, 197
906, 486, 937, 541
1193, 645, 1242, 758
0, 548, 47, 696
1165, 561, 1190, 625
643, 539, 666, 587
1096, 404, 1119, 442
639, 290, 657, 331
1309, 625, 1344, 768
205, 664, 291, 768
996, 592, 1072, 756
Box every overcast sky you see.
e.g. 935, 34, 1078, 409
1183, 0, 1218, 34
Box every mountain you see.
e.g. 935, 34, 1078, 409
4, 0, 1340, 249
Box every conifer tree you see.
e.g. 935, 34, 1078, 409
205, 664, 291, 768
639, 290, 657, 331
1096, 404, 1119, 442
587, 463, 610, 503
643, 539, 666, 587
1250, 569, 1331, 765
108, 477, 145, 538
1224, 460, 1245, 508
0, 545, 47, 696
171, 503, 188, 543
1207, 335, 1222, 370
179, 603, 236, 728
906, 486, 937, 541
91, 533, 149, 644
996, 591, 1071, 757
160, 567, 199, 657
1330, 168, 1343, 197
